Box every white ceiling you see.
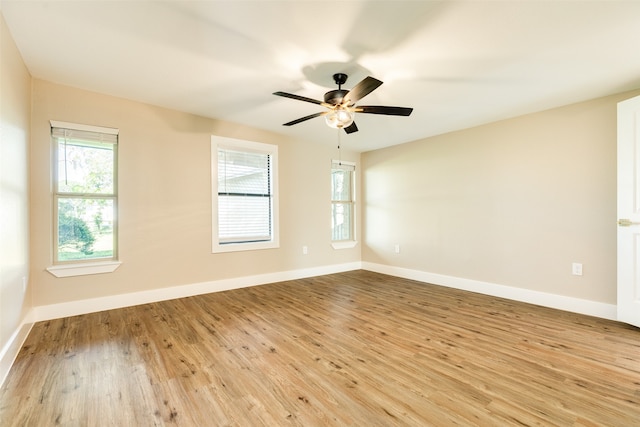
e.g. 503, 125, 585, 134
2, 0, 640, 152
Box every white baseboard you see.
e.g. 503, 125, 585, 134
362, 262, 618, 321
33, 260, 618, 323
0, 310, 35, 388
34, 262, 362, 321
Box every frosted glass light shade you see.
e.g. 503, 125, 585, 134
325, 109, 354, 129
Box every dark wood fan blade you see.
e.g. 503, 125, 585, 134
357, 105, 413, 116
343, 76, 383, 104
283, 111, 327, 126
273, 91, 324, 106
343, 122, 359, 134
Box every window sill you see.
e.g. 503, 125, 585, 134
332, 241, 358, 250
47, 261, 122, 278
212, 239, 279, 253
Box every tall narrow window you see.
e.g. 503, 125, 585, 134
331, 160, 356, 244
211, 136, 279, 253
51, 121, 118, 264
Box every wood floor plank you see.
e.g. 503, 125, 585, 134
1, 270, 639, 426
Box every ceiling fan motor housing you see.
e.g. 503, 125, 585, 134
324, 89, 349, 105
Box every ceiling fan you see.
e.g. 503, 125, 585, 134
273, 73, 413, 134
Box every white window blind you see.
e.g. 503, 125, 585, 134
211, 136, 279, 253
51, 126, 118, 145
332, 161, 356, 172
218, 148, 272, 243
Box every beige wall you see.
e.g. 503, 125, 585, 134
0, 14, 31, 359
30, 80, 360, 306
362, 90, 640, 305
23, 78, 640, 309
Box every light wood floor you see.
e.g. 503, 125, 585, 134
1, 270, 639, 426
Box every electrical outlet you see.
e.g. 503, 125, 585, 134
394, 244, 401, 254
22, 276, 27, 292
572, 263, 583, 276
302, 246, 308, 255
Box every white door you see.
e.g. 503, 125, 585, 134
617, 95, 640, 328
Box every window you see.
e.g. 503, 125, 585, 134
211, 136, 278, 253
331, 160, 356, 247
51, 121, 118, 265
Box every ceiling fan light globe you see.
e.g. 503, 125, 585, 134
325, 109, 354, 129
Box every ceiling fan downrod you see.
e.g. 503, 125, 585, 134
333, 73, 348, 89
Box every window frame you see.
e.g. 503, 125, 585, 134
331, 160, 357, 249
211, 136, 279, 253
47, 120, 121, 277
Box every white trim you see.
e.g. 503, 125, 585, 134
211, 136, 279, 253
50, 120, 119, 135
0, 310, 35, 387
36, 262, 618, 322
331, 160, 357, 244
35, 262, 361, 321
362, 262, 617, 320
35, 262, 617, 322
46, 261, 122, 278
332, 241, 358, 249
213, 241, 279, 253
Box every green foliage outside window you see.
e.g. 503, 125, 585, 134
58, 212, 95, 255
